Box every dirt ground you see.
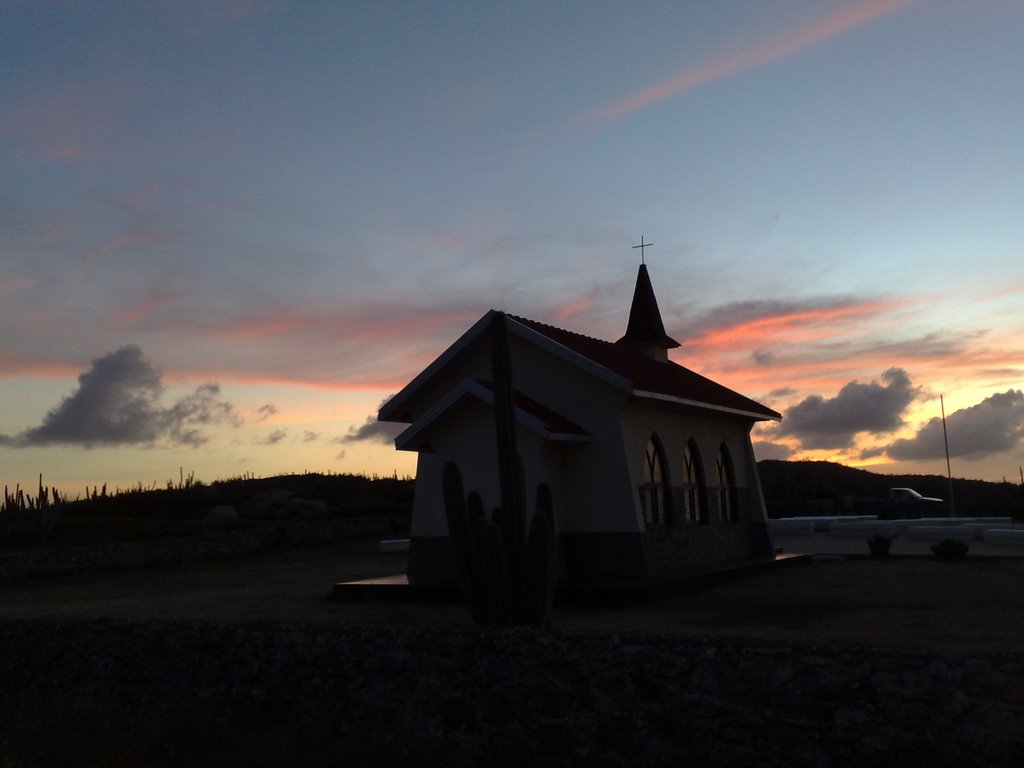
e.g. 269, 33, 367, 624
2, 537, 1022, 654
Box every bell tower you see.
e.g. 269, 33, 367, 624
615, 244, 679, 362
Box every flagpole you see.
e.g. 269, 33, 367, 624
941, 394, 956, 517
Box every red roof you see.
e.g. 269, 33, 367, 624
474, 380, 590, 437
510, 315, 780, 421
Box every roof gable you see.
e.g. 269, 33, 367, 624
379, 311, 496, 423
380, 310, 780, 426
394, 378, 591, 451
379, 309, 632, 424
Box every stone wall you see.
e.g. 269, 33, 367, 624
1, 619, 1020, 766
0, 514, 409, 584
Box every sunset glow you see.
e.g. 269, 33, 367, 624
2, 1, 1022, 493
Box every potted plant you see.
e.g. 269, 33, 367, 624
930, 538, 969, 559
867, 534, 893, 558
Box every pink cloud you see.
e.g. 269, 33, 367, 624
208, 304, 476, 347
573, 0, 915, 128
554, 294, 595, 325
0, 353, 81, 380
153, 0, 279, 33
381, 222, 507, 257
682, 298, 904, 356
1, 85, 104, 165
151, 302, 482, 390
117, 287, 181, 329
0, 270, 32, 294
692, 328, 1024, 423
664, 294, 1010, 408
0, 73, 142, 166
85, 231, 174, 267
969, 281, 1024, 304
43, 139, 93, 162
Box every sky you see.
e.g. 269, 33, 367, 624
2, 0, 1023, 495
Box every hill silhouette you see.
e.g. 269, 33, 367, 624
37, 472, 415, 520
9, 463, 1016, 523
758, 460, 1023, 518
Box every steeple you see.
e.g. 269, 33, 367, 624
615, 263, 680, 362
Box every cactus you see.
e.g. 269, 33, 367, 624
443, 462, 490, 623
440, 312, 557, 627
1, 475, 64, 541
527, 482, 557, 625
443, 460, 556, 627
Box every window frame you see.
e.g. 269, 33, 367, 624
716, 443, 739, 522
640, 435, 669, 527
681, 439, 706, 524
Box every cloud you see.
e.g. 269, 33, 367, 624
259, 429, 288, 445
752, 440, 794, 461
0, 345, 241, 448
858, 445, 888, 459
337, 396, 405, 446
683, 296, 902, 354
302, 430, 320, 443
167, 302, 479, 388
160, 382, 241, 447
778, 368, 919, 449
85, 230, 174, 267
253, 403, 278, 422
573, 0, 914, 128
117, 286, 180, 329
554, 293, 595, 325
328, 436, 348, 460
153, 0, 278, 33
341, 416, 404, 446
671, 291, 1011, 413
887, 390, 1024, 461
0, 72, 145, 166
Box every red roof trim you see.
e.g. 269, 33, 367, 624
509, 315, 780, 421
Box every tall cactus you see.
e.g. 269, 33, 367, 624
443, 463, 490, 623
443, 461, 556, 626
527, 481, 557, 623
440, 311, 557, 627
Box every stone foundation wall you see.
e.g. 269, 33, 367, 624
1, 619, 1020, 766
0, 514, 409, 584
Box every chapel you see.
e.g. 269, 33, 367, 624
378, 261, 781, 586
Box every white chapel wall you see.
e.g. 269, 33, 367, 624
408, 397, 501, 537
408, 397, 569, 538
507, 334, 639, 533
619, 401, 760, 520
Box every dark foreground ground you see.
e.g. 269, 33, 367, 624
2, 538, 1023, 653
1, 540, 1022, 766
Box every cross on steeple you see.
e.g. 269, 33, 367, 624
632, 236, 653, 265
616, 248, 680, 360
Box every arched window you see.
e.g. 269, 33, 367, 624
681, 439, 706, 524
716, 443, 738, 522
640, 435, 668, 527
